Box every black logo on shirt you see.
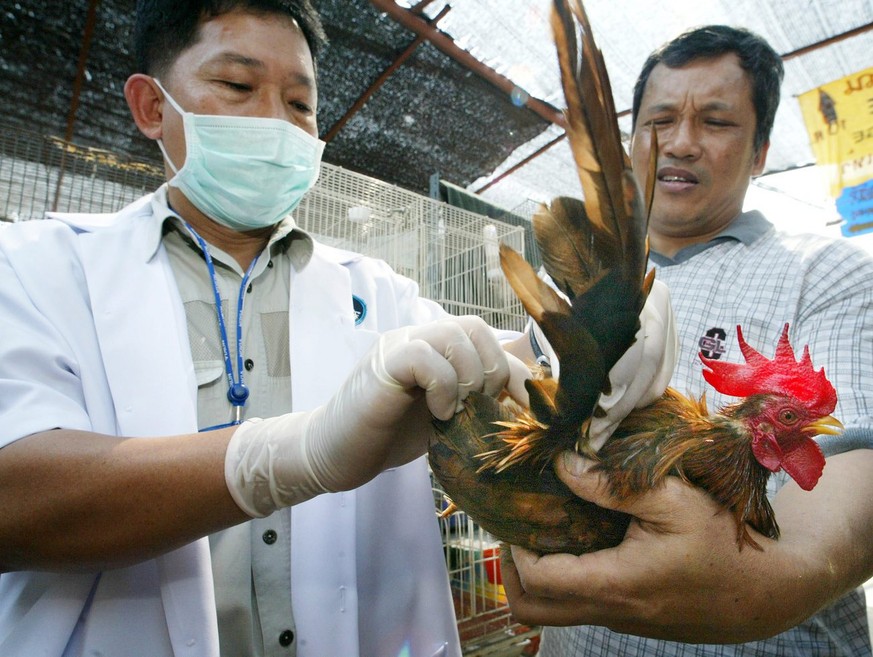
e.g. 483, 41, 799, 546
699, 327, 727, 360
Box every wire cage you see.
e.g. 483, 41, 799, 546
433, 475, 541, 656
295, 163, 528, 333
0, 124, 536, 652
0, 128, 165, 222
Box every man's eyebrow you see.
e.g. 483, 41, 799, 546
644, 100, 735, 114
644, 102, 673, 113
288, 72, 316, 89
209, 52, 266, 70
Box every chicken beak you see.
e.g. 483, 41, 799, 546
808, 414, 844, 436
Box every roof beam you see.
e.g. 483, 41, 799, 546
474, 131, 566, 194
781, 20, 873, 61
368, 0, 566, 128
324, 4, 451, 142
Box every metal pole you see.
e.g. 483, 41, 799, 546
52, 0, 100, 212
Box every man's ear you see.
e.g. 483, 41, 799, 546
752, 139, 770, 176
124, 74, 164, 140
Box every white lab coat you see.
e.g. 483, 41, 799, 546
0, 195, 461, 657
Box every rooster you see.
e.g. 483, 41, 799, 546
427, 0, 842, 555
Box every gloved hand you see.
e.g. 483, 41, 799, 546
588, 279, 677, 450
225, 315, 526, 517
527, 279, 678, 451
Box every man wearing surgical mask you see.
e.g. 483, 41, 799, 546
0, 2, 674, 656
0, 3, 509, 656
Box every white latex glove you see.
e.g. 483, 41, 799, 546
588, 280, 678, 450
527, 279, 678, 451
225, 315, 525, 517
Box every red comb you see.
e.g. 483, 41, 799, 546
700, 324, 837, 416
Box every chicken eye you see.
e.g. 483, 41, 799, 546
779, 409, 799, 425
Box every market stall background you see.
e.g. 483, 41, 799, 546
1, 0, 871, 228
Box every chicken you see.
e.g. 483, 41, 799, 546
426, 0, 842, 555
593, 323, 841, 550
430, 323, 841, 553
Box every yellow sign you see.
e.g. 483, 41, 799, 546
799, 67, 873, 234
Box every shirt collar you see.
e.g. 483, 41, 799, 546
144, 184, 314, 270
650, 210, 773, 266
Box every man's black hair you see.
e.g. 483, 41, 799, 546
631, 25, 784, 152
134, 0, 327, 78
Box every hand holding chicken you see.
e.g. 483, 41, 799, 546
225, 315, 524, 517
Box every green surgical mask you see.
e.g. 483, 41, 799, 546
155, 79, 325, 232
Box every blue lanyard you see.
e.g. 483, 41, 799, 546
184, 222, 260, 431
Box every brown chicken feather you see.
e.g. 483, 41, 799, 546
487, 0, 657, 469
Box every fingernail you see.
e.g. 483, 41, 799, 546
560, 450, 591, 476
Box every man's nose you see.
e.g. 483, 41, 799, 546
662, 120, 702, 160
